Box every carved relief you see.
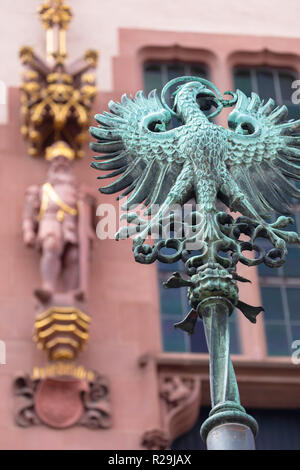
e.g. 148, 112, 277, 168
14, 375, 41, 427
13, 370, 111, 430
141, 374, 201, 449
160, 374, 201, 441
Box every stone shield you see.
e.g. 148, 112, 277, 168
35, 377, 88, 428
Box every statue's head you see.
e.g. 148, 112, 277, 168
46, 141, 75, 182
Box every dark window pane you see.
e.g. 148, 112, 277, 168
282, 246, 300, 277
286, 104, 300, 120
159, 284, 183, 318
190, 65, 207, 78
172, 406, 210, 450
144, 64, 163, 95
167, 64, 185, 81
279, 71, 296, 102
286, 288, 300, 321
234, 69, 252, 96
158, 261, 180, 272
291, 325, 300, 342
162, 318, 187, 352
157, 246, 184, 272
257, 70, 276, 100
190, 320, 208, 353
258, 263, 279, 276
265, 324, 289, 356
256, 237, 279, 276
261, 287, 284, 321
248, 408, 300, 450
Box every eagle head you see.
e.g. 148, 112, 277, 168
173, 81, 220, 120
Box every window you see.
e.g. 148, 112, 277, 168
234, 66, 300, 356
234, 66, 300, 119
143, 62, 241, 355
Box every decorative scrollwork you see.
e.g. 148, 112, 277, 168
130, 210, 300, 269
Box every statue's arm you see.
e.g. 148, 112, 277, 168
23, 185, 40, 247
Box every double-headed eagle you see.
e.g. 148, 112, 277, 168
90, 76, 300, 251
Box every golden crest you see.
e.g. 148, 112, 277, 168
38, 0, 73, 30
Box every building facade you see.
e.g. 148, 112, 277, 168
0, 0, 300, 450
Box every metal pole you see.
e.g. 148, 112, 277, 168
198, 296, 258, 449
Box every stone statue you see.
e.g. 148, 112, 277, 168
23, 141, 95, 303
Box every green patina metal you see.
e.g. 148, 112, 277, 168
89, 76, 300, 443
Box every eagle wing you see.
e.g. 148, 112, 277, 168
90, 90, 192, 213
225, 90, 300, 217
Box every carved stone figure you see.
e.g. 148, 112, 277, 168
23, 141, 95, 302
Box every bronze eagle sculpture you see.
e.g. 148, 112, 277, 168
89, 76, 300, 255
89, 77, 300, 443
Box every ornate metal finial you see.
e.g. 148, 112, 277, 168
38, 0, 72, 29
90, 76, 300, 448
38, 0, 73, 63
